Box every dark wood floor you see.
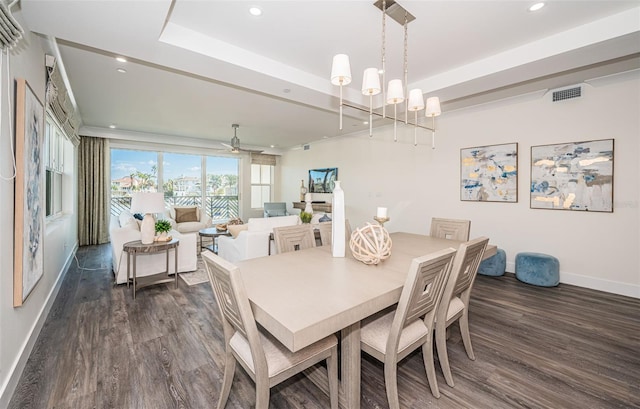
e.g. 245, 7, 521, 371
8, 244, 640, 409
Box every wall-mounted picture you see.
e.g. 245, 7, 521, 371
530, 139, 614, 212
460, 143, 518, 202
309, 167, 338, 193
14, 78, 45, 307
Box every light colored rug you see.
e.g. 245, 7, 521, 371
179, 255, 209, 286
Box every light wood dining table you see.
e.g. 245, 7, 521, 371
237, 232, 496, 409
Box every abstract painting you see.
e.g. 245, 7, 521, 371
461, 143, 518, 202
530, 139, 614, 212
14, 78, 45, 307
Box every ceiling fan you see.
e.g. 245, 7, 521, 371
221, 124, 263, 153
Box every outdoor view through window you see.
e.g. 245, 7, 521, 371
110, 149, 239, 220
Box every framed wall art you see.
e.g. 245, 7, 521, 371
14, 78, 45, 307
461, 143, 518, 202
530, 139, 614, 212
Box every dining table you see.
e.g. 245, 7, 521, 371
237, 232, 496, 409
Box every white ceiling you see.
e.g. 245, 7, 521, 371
19, 0, 640, 152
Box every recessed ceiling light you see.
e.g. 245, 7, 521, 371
270, 144, 275, 148
116, 68, 127, 73
116, 56, 127, 63
249, 7, 262, 16
363, 121, 369, 125
109, 124, 116, 129
529, 2, 545, 12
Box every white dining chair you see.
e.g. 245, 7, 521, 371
430, 218, 471, 241
360, 247, 457, 407
273, 224, 316, 253
318, 221, 332, 246
435, 236, 489, 387
202, 251, 339, 409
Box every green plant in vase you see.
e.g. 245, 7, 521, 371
155, 219, 172, 240
299, 211, 313, 224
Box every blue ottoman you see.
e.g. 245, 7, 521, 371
515, 252, 559, 287
478, 248, 506, 276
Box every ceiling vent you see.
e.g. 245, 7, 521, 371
552, 86, 582, 102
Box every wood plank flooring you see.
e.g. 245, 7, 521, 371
8, 244, 640, 409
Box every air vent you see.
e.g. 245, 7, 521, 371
552, 86, 581, 102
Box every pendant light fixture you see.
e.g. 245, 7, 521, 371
330, 0, 442, 147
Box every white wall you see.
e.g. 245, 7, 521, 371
280, 71, 640, 298
0, 16, 78, 407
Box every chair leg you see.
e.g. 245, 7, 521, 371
422, 338, 440, 398
255, 378, 270, 409
217, 352, 236, 409
383, 360, 400, 409
459, 310, 475, 360
435, 322, 455, 387
327, 347, 339, 409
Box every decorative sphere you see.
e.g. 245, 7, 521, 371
349, 223, 392, 265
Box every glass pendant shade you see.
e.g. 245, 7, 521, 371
330, 54, 352, 85
425, 96, 442, 117
361, 68, 381, 95
386, 79, 404, 104
407, 88, 424, 111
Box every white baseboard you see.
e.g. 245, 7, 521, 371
505, 261, 639, 299
0, 244, 77, 408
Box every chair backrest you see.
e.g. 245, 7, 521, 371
202, 252, 268, 375
430, 218, 471, 241
318, 222, 332, 246
273, 224, 316, 253
386, 247, 457, 355
437, 237, 489, 323
263, 202, 287, 218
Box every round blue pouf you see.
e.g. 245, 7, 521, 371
478, 248, 506, 276
515, 252, 559, 287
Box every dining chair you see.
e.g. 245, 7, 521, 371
202, 251, 339, 409
435, 236, 489, 387
318, 221, 332, 246
273, 224, 316, 253
360, 247, 457, 407
430, 218, 471, 241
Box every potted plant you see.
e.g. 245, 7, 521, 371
299, 211, 313, 224
155, 219, 172, 241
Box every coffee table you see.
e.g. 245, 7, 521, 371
199, 227, 231, 254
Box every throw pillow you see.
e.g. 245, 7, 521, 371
172, 206, 200, 222
175, 207, 198, 223
118, 211, 135, 228
228, 224, 248, 238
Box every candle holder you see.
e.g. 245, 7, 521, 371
373, 216, 390, 226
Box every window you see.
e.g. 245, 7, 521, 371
251, 163, 273, 208
110, 148, 239, 219
45, 116, 65, 217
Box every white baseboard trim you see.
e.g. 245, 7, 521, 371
0, 243, 78, 409
505, 261, 639, 299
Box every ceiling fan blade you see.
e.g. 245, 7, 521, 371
221, 142, 233, 149
239, 147, 264, 153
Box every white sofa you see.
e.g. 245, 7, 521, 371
109, 211, 198, 285
163, 206, 212, 234
217, 215, 300, 263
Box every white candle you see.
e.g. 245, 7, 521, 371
376, 207, 387, 218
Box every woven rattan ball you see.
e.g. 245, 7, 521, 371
349, 223, 392, 265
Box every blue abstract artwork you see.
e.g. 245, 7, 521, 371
530, 139, 614, 212
461, 143, 518, 202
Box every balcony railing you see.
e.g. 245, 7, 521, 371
111, 195, 239, 220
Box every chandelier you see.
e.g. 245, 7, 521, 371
330, 0, 442, 148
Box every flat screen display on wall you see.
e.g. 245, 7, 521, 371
308, 168, 338, 193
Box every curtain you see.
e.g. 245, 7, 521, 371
78, 136, 110, 246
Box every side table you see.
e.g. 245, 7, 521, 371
123, 238, 179, 299
199, 227, 231, 254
